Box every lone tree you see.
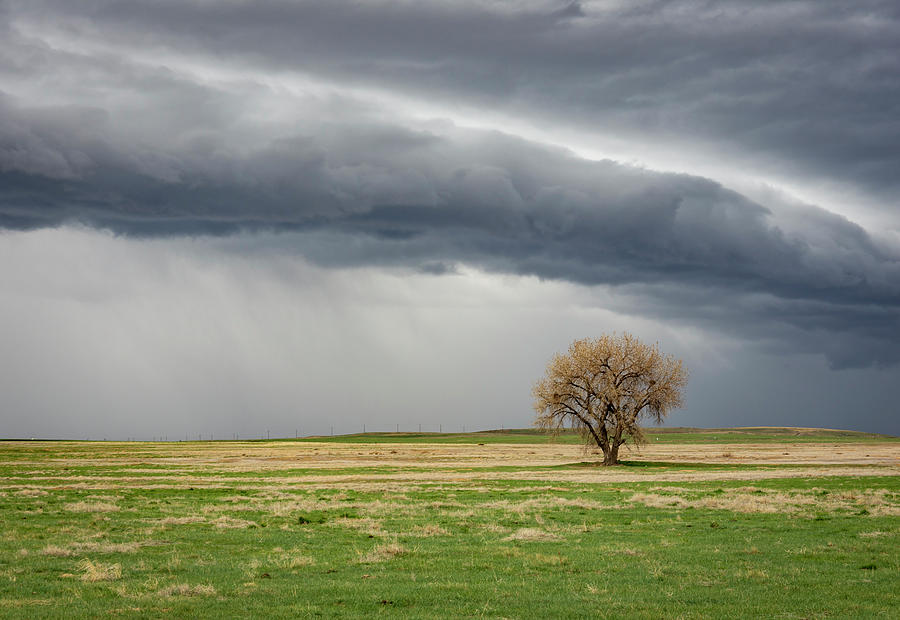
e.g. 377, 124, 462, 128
533, 333, 687, 465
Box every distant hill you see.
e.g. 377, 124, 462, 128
293, 426, 897, 444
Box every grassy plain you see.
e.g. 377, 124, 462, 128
0, 428, 898, 618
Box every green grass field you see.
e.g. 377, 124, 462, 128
0, 428, 897, 618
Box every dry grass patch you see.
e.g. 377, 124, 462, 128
331, 516, 385, 537
628, 487, 900, 515
156, 583, 217, 598
830, 489, 900, 516
71, 542, 142, 554
738, 568, 769, 581
628, 493, 699, 510
15, 488, 48, 497
78, 559, 122, 582
85, 494, 123, 501
267, 500, 321, 517
481, 523, 512, 534
359, 541, 406, 563
269, 549, 316, 569
480, 497, 614, 518
648, 486, 700, 493
40, 545, 73, 558
212, 516, 258, 529
219, 495, 254, 503
409, 524, 450, 537
0, 598, 52, 608
64, 501, 119, 513
550, 497, 613, 510
158, 516, 206, 526
257, 489, 303, 500
530, 552, 568, 566
503, 528, 561, 542
859, 531, 892, 538
428, 500, 467, 510
42, 541, 143, 559
498, 547, 525, 559
201, 502, 257, 513
629, 491, 818, 514
353, 499, 416, 517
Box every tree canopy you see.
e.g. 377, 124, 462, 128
533, 333, 687, 465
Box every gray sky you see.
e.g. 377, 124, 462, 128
1, 0, 898, 438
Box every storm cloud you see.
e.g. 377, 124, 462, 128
0, 1, 898, 436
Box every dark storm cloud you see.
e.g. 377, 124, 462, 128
5, 91, 896, 368
0, 0, 898, 371
7, 0, 900, 203
1, 94, 895, 292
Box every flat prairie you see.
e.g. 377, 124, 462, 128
0, 429, 897, 618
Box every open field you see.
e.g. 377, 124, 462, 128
1, 428, 898, 618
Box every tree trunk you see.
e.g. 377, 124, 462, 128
602, 441, 621, 466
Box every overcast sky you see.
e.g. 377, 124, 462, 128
1, 0, 898, 438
